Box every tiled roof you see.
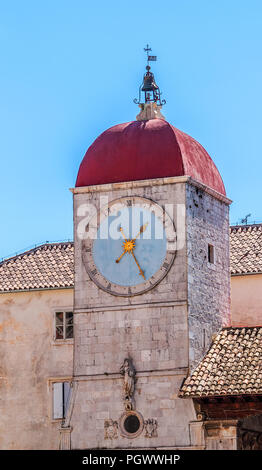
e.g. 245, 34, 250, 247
230, 224, 262, 275
179, 327, 262, 398
0, 243, 74, 292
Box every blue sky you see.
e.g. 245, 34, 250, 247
0, 0, 262, 259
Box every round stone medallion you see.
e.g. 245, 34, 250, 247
119, 411, 144, 439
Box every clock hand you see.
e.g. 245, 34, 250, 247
115, 228, 129, 263
115, 249, 127, 264
132, 222, 149, 241
115, 239, 136, 264
131, 250, 145, 280
119, 226, 128, 241
116, 225, 147, 266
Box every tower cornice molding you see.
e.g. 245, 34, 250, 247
71, 175, 232, 205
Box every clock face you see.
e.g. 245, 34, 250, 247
82, 196, 176, 297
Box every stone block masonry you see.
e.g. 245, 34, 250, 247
70, 176, 231, 449
186, 184, 231, 369
74, 303, 188, 377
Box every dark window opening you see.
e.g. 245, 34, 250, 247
55, 311, 73, 340
208, 244, 214, 264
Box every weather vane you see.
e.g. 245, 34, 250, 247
144, 44, 157, 65
134, 44, 166, 107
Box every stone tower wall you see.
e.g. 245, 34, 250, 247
70, 176, 231, 449
186, 183, 231, 369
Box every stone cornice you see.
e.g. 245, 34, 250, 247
70, 176, 232, 205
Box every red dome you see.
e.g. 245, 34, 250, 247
76, 119, 226, 195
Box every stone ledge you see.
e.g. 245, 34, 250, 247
73, 368, 188, 381
73, 300, 187, 314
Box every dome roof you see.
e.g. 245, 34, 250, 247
76, 119, 226, 195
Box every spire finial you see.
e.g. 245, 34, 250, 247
144, 44, 155, 66
134, 45, 166, 121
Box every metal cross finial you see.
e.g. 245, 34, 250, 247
144, 44, 151, 53
144, 44, 156, 65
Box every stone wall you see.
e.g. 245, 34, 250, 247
204, 420, 238, 450
70, 373, 196, 449
186, 183, 231, 369
71, 176, 231, 449
74, 304, 188, 377
203, 417, 262, 450
0, 289, 73, 449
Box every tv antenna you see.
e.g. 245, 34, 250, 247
241, 214, 251, 225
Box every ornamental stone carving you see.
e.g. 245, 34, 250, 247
104, 419, 118, 440
239, 430, 262, 450
144, 419, 158, 438
120, 358, 136, 411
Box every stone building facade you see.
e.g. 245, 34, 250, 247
0, 225, 261, 448
0, 288, 73, 449
0, 243, 74, 450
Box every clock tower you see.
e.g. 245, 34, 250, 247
64, 55, 231, 449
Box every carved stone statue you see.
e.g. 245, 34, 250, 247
120, 358, 136, 411
144, 419, 158, 438
104, 419, 118, 440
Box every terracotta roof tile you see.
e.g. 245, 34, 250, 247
0, 243, 74, 292
230, 224, 262, 274
179, 327, 262, 398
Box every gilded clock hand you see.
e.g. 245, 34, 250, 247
131, 250, 145, 280
115, 239, 136, 263
115, 249, 127, 264
132, 222, 149, 241
115, 227, 129, 263
116, 225, 147, 269
119, 226, 128, 241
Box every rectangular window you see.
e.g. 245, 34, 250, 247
55, 311, 73, 340
53, 381, 72, 420
208, 244, 214, 264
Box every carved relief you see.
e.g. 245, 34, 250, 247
104, 419, 118, 440
144, 419, 158, 438
196, 412, 206, 421
120, 358, 136, 411
239, 429, 262, 450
